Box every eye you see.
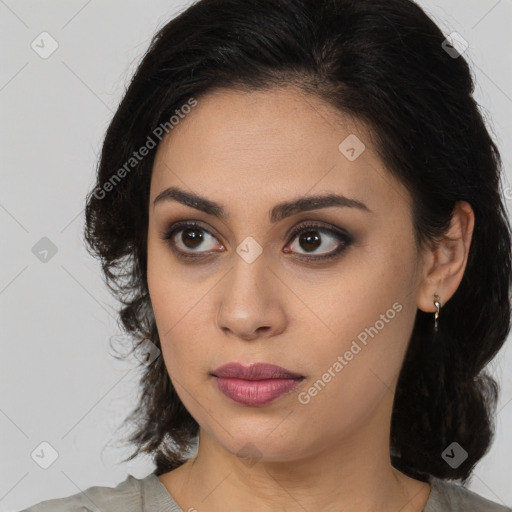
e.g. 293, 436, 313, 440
161, 220, 224, 259
160, 220, 352, 261
284, 222, 352, 260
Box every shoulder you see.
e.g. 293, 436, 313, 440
18, 473, 150, 512
426, 476, 512, 512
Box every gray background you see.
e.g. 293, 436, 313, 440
1, 1, 511, 510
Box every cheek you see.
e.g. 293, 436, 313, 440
296, 236, 418, 400
149, 286, 206, 376
302, 241, 415, 349
147, 241, 200, 374
293, 297, 415, 448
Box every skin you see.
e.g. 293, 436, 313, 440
147, 86, 474, 512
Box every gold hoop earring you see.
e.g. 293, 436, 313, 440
433, 293, 441, 333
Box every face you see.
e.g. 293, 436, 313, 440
147, 86, 426, 463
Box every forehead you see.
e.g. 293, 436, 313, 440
150, 87, 412, 219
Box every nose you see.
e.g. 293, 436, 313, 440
215, 253, 287, 342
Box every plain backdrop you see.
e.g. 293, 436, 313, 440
1, 1, 511, 510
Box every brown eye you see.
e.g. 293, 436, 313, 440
161, 221, 224, 257
286, 224, 352, 258
161, 220, 352, 262
180, 227, 205, 249
297, 230, 322, 253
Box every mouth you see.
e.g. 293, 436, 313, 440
210, 362, 305, 407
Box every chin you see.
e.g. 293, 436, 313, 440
217, 432, 306, 465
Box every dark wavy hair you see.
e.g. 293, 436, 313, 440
83, 0, 512, 484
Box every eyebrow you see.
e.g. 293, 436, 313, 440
153, 186, 372, 223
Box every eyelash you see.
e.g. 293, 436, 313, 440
160, 220, 353, 262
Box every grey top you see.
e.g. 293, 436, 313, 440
19, 472, 512, 512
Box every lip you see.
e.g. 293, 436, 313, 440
211, 363, 305, 407
211, 362, 304, 380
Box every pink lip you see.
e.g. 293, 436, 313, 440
211, 363, 305, 406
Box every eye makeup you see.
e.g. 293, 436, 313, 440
159, 219, 354, 263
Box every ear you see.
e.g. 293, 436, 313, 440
417, 201, 475, 313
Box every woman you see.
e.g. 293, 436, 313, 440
21, 0, 512, 510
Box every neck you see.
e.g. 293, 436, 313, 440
158, 394, 431, 512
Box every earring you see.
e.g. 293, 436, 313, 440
433, 293, 441, 332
